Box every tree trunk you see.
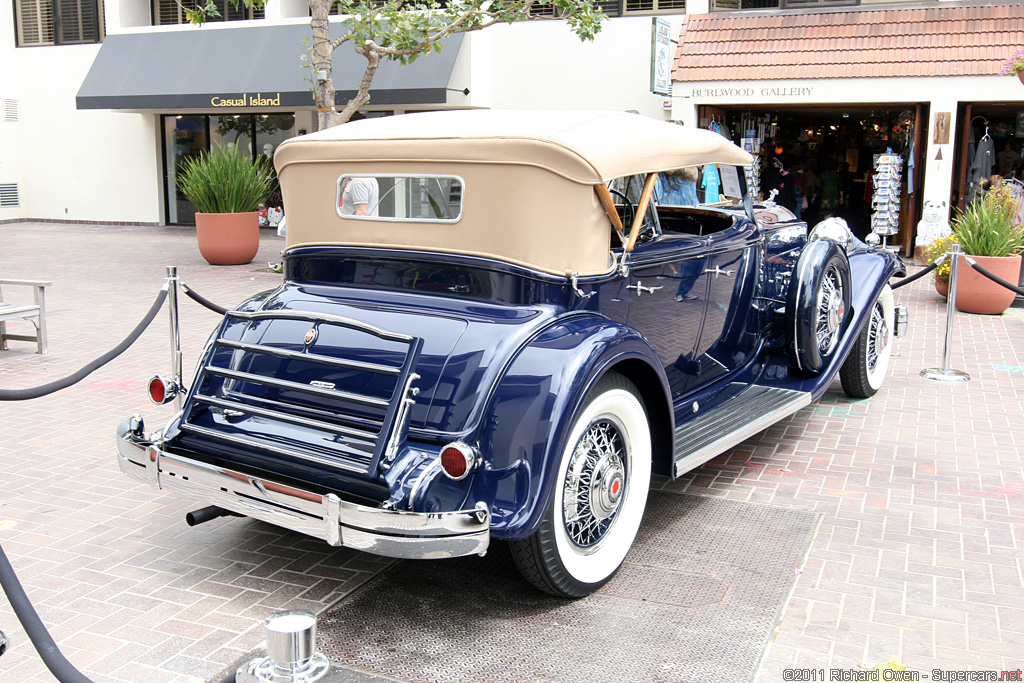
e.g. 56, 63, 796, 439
309, 0, 338, 131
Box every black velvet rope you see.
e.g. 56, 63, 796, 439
0, 543, 96, 682
890, 260, 938, 290
181, 282, 229, 316
965, 259, 1024, 296
0, 289, 167, 401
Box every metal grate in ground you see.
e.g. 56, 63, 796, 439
317, 491, 821, 683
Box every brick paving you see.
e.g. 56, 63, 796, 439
1, 222, 1022, 682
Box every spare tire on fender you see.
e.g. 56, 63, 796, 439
786, 238, 852, 376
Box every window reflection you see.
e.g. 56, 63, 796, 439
336, 174, 464, 222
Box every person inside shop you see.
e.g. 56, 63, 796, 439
997, 141, 1021, 179
838, 162, 854, 211
817, 160, 844, 219
762, 154, 799, 215
340, 176, 380, 216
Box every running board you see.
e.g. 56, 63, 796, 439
673, 385, 812, 477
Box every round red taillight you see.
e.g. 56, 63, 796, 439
147, 375, 177, 405
148, 377, 166, 404
440, 443, 475, 481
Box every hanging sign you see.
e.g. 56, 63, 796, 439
651, 18, 672, 96
933, 112, 951, 144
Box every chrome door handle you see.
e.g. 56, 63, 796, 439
627, 281, 663, 296
704, 266, 735, 278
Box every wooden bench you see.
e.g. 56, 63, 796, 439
0, 278, 51, 354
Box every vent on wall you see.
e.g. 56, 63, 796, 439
3, 100, 18, 122
0, 184, 20, 207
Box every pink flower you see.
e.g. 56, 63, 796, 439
1003, 48, 1024, 76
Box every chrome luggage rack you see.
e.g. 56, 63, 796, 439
177, 309, 423, 477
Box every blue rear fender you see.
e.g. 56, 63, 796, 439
472, 314, 672, 541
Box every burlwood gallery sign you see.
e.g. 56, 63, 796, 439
686, 85, 816, 99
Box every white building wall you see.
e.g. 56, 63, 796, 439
4, 44, 161, 223
2, 0, 162, 224
479, 17, 676, 120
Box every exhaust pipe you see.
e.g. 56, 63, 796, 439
185, 505, 238, 527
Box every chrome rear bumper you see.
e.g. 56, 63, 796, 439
116, 416, 489, 560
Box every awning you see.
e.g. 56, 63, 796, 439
76, 22, 464, 110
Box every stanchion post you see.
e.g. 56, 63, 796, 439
921, 244, 970, 383
166, 266, 184, 410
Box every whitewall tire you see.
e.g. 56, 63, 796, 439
511, 372, 651, 598
840, 284, 895, 398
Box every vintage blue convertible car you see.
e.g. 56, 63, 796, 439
117, 110, 906, 597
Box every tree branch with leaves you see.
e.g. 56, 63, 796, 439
183, 0, 605, 129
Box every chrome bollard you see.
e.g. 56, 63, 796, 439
166, 266, 184, 411
237, 610, 330, 683
921, 244, 970, 383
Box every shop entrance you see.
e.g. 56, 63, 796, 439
953, 102, 1024, 212
161, 113, 298, 225
699, 103, 927, 254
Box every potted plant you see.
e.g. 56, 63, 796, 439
928, 232, 959, 298
1001, 48, 1024, 85
948, 184, 1024, 314
176, 145, 274, 265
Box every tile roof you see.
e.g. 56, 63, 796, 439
672, 1, 1024, 82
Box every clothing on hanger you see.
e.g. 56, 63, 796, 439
701, 164, 722, 202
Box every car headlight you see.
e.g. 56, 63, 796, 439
808, 216, 853, 252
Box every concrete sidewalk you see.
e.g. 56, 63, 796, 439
1, 222, 1022, 683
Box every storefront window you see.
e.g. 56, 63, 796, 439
15, 0, 102, 47
153, 0, 264, 25
956, 105, 1024, 212
163, 113, 297, 225
710, 0, 856, 9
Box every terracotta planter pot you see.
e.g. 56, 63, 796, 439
195, 212, 260, 265
952, 253, 1022, 315
935, 278, 948, 298
1019, 71, 1024, 86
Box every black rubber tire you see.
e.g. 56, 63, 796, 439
786, 239, 852, 376
840, 285, 895, 398
510, 372, 651, 598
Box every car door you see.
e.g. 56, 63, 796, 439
685, 217, 762, 390
624, 234, 711, 399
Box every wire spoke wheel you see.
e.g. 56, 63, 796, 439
562, 420, 627, 550
841, 284, 895, 398
814, 265, 845, 356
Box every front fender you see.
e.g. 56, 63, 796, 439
784, 247, 905, 398
474, 313, 670, 541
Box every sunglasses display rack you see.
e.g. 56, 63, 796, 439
871, 152, 902, 245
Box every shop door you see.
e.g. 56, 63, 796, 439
894, 104, 928, 254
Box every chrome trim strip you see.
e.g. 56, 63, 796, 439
203, 366, 391, 409
193, 394, 379, 444
216, 339, 401, 376
384, 373, 420, 464
226, 310, 414, 344
178, 423, 368, 473
116, 426, 489, 560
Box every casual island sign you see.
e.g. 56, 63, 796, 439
211, 93, 284, 107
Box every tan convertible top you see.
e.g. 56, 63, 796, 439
276, 110, 753, 276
